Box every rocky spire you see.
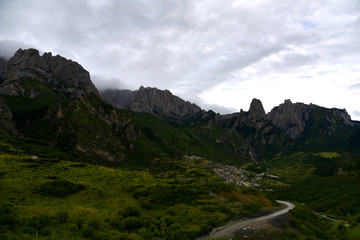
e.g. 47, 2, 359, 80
248, 98, 266, 119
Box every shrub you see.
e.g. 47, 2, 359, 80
22, 226, 35, 234
166, 207, 176, 216
82, 226, 95, 238
39, 227, 52, 236
76, 218, 84, 229
88, 219, 100, 229
37, 180, 85, 198
68, 223, 79, 232
122, 217, 143, 230
0, 214, 17, 230
54, 210, 69, 223
123, 206, 141, 218
140, 200, 153, 210
0, 204, 18, 230
110, 233, 134, 240
110, 216, 123, 230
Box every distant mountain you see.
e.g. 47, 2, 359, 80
101, 85, 360, 159
100, 87, 204, 126
233, 98, 360, 156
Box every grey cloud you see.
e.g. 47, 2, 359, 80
0, 40, 33, 59
91, 75, 130, 91
200, 104, 238, 115
353, 110, 360, 117
348, 82, 360, 90
1, 0, 359, 119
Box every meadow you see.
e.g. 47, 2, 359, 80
0, 137, 274, 240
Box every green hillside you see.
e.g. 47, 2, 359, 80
0, 138, 275, 240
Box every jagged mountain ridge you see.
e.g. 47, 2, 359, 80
233, 98, 360, 156
100, 87, 204, 126
102, 84, 360, 154
0, 48, 359, 164
0, 48, 253, 164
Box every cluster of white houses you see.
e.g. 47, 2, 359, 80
210, 164, 261, 188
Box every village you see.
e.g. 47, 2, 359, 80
210, 163, 261, 188
182, 155, 279, 188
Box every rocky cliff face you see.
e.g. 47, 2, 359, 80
0, 48, 99, 99
266, 99, 356, 138
0, 98, 20, 137
234, 98, 266, 127
233, 98, 359, 156
101, 86, 203, 126
0, 57, 6, 70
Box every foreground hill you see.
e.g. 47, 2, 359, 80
0, 139, 275, 240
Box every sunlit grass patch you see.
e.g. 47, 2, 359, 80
313, 152, 342, 158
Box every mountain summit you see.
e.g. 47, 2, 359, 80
0, 48, 99, 99
100, 86, 203, 126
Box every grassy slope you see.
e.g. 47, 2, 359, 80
123, 110, 250, 166
250, 151, 360, 220
0, 138, 275, 240
1, 78, 250, 166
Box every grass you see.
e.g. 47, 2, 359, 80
0, 138, 276, 239
256, 151, 360, 218
348, 225, 360, 240
313, 152, 342, 158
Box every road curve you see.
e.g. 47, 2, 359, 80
205, 200, 295, 239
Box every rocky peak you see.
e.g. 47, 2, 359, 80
235, 98, 266, 127
266, 100, 311, 138
0, 48, 99, 99
100, 86, 203, 126
330, 108, 354, 126
266, 100, 358, 138
248, 98, 266, 119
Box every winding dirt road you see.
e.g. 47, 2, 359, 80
204, 200, 295, 239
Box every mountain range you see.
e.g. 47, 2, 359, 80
1, 48, 360, 240
1, 48, 359, 165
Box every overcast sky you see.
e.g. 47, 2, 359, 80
0, 0, 359, 119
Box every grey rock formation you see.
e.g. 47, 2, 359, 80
266, 100, 356, 138
0, 98, 20, 137
234, 98, 266, 127
0, 48, 99, 99
0, 57, 6, 70
248, 98, 266, 119
232, 98, 360, 158
100, 86, 203, 126
266, 99, 311, 138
